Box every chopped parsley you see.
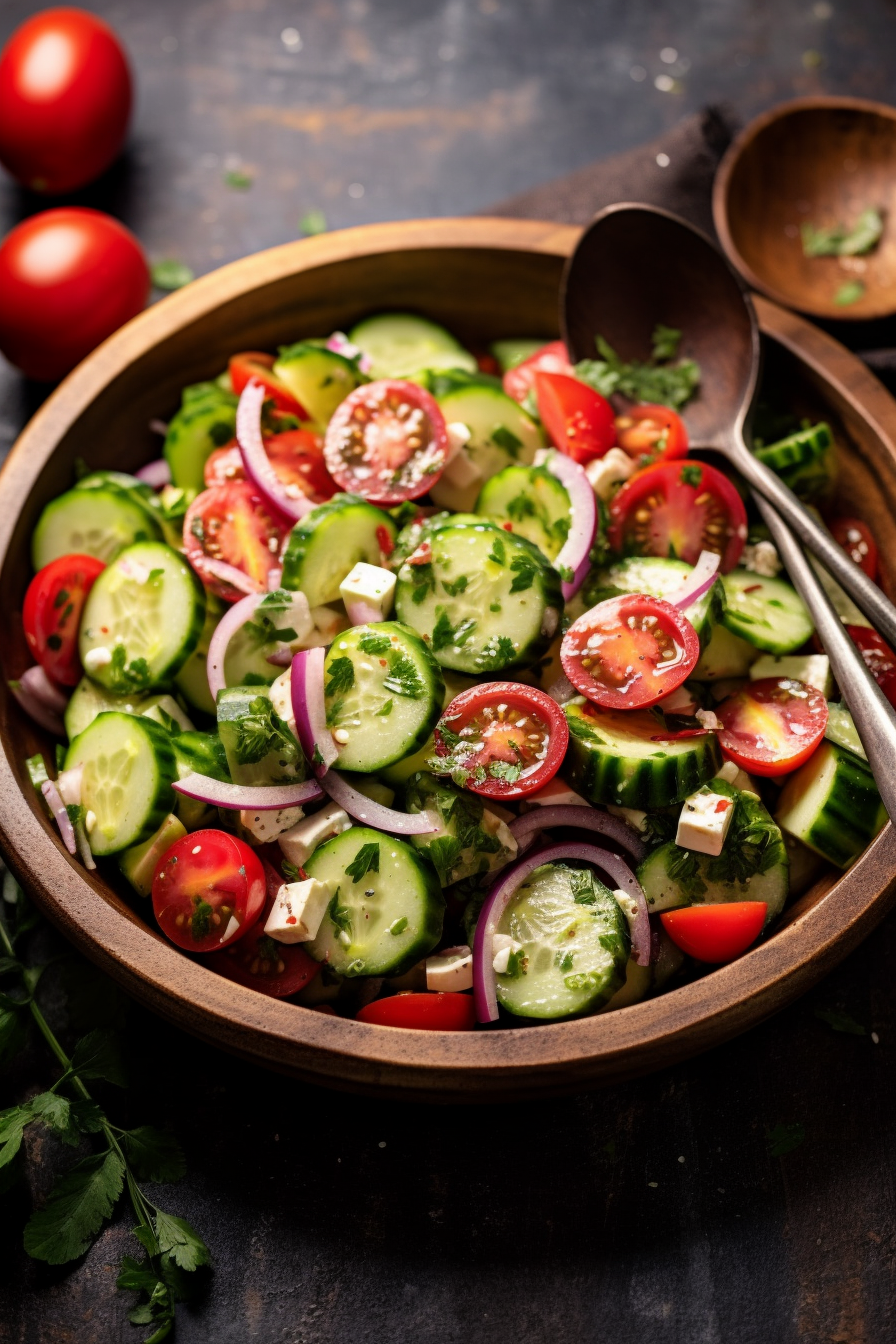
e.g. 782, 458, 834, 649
575, 323, 701, 411
376, 699, 393, 716
488, 760, 522, 785
383, 651, 424, 698
325, 656, 355, 697
232, 696, 300, 767
834, 280, 865, 307
105, 646, 152, 694
432, 612, 476, 653
492, 425, 523, 456
509, 553, 539, 593
442, 574, 469, 596
327, 888, 352, 938
679, 464, 702, 488
408, 562, 436, 603
801, 207, 883, 257
488, 536, 507, 566
426, 836, 464, 885
507, 493, 537, 522
358, 630, 392, 655
345, 842, 380, 884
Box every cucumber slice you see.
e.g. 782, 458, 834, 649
173, 730, 229, 829
118, 813, 186, 897
75, 470, 182, 550
323, 622, 444, 772
304, 825, 444, 976
347, 313, 474, 380
217, 685, 304, 787
403, 772, 516, 885
825, 701, 866, 760
754, 422, 832, 471
272, 344, 365, 425
494, 861, 630, 1020
80, 542, 206, 691
583, 555, 726, 649
223, 590, 311, 690
174, 593, 224, 716
163, 392, 238, 491
776, 739, 886, 869
476, 464, 571, 561
64, 678, 193, 741
691, 622, 760, 681
389, 510, 499, 570
430, 385, 544, 512
721, 568, 813, 654
65, 711, 178, 856
565, 701, 722, 809
281, 494, 396, 606
395, 523, 562, 675
378, 671, 478, 786
32, 488, 161, 570
490, 338, 550, 372
410, 368, 501, 399
637, 782, 789, 919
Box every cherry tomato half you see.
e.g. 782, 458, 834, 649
660, 902, 767, 964
534, 370, 616, 465
323, 379, 449, 505
212, 859, 319, 998
561, 594, 699, 710
152, 829, 266, 954
0, 8, 131, 194
0, 207, 149, 381
433, 682, 569, 799
356, 992, 477, 1030
845, 625, 896, 707
614, 404, 688, 465
609, 460, 747, 572
204, 444, 245, 486
23, 553, 104, 687
831, 517, 878, 580
714, 678, 828, 777
502, 340, 572, 404
229, 351, 307, 417
183, 481, 288, 601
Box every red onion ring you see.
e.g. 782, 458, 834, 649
73, 814, 96, 871
509, 804, 646, 862
196, 556, 263, 600
172, 772, 324, 811
207, 591, 265, 700
266, 648, 294, 667
135, 459, 172, 488
236, 380, 315, 523
667, 549, 721, 610
41, 779, 77, 854
9, 677, 65, 736
291, 648, 338, 776
473, 840, 650, 1023
20, 665, 69, 716
542, 450, 597, 601
320, 769, 440, 834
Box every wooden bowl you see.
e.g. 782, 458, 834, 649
2, 217, 896, 1102
713, 97, 896, 321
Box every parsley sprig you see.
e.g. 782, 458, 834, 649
575, 323, 701, 411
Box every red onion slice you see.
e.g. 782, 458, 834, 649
291, 648, 338, 776
135, 459, 171, 488
172, 772, 324, 810
509, 804, 646, 862
20, 665, 69, 716
236, 380, 315, 523
9, 678, 66, 736
543, 450, 597, 600
266, 648, 293, 667
320, 769, 440, 834
206, 591, 264, 700
41, 779, 77, 854
197, 556, 263, 599
473, 840, 650, 1023
667, 549, 721, 610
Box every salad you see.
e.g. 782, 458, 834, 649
12, 312, 889, 1032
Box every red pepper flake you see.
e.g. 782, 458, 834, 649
743, 584, 763, 594
286, 915, 297, 924
376, 525, 394, 557
714, 799, 731, 813
408, 540, 431, 566
502, 521, 514, 531
650, 728, 709, 741
298, 866, 308, 880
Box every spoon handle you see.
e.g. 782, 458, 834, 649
752, 491, 896, 820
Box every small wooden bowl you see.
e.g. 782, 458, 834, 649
714, 97, 896, 321
2, 217, 896, 1101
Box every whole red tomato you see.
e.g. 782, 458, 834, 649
0, 208, 149, 380
0, 8, 132, 193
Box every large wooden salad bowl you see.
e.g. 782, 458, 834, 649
1, 217, 895, 1102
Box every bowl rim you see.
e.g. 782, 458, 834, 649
1, 214, 895, 1100
712, 94, 896, 322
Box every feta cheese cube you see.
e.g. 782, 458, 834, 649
339, 562, 397, 625
523, 777, 591, 809
442, 441, 483, 492
749, 653, 832, 697
278, 801, 352, 867
675, 788, 735, 857
492, 932, 523, 975
425, 945, 473, 991
446, 421, 472, 452
585, 448, 636, 500
714, 760, 755, 792
742, 540, 782, 577
83, 646, 112, 672
239, 806, 304, 843
264, 877, 336, 943
269, 669, 296, 733
695, 708, 721, 731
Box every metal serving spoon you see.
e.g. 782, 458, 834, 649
560, 201, 896, 815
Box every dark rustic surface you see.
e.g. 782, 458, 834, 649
2, 2, 896, 1341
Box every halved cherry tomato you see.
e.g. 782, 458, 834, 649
229, 351, 307, 417
183, 481, 288, 601
356, 992, 476, 1030
265, 429, 336, 502
152, 829, 266, 954
831, 517, 878, 580
845, 625, 896, 707
660, 902, 767, 964
433, 682, 569, 799
561, 595, 699, 710
23, 553, 105, 687
534, 371, 616, 464
614, 403, 688, 465
503, 340, 573, 404
212, 859, 319, 998
204, 444, 245, 486
609, 460, 747, 572
324, 379, 449, 505
714, 678, 828, 777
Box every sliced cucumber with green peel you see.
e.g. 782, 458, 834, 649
388, 510, 498, 570
304, 825, 444, 977
65, 678, 191, 741
32, 488, 161, 570
476, 464, 571, 561
273, 344, 365, 425
691, 622, 760, 680
74, 470, 183, 550
584, 555, 726, 649
410, 368, 501, 398
118, 813, 186, 897
776, 739, 886, 869
80, 542, 206, 692
173, 730, 229, 829
490, 338, 550, 372
430, 385, 544, 512
347, 313, 475, 380
564, 701, 722, 809
323, 622, 444, 772
378, 671, 478, 786
174, 593, 224, 716
223, 590, 311, 690
404, 772, 515, 886
163, 392, 237, 491
217, 685, 304, 787
281, 494, 396, 605
825, 702, 866, 760
721, 568, 813, 654
494, 861, 630, 1020
754, 422, 831, 471
395, 522, 562, 675
64, 711, 178, 856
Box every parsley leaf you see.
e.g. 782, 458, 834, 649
509, 553, 539, 593
233, 697, 299, 767
345, 842, 380, 884
358, 630, 392, 655
408, 562, 436, 603
154, 1210, 211, 1271
814, 1007, 866, 1036
679, 464, 702, 488
150, 259, 194, 291
488, 760, 522, 784
105, 646, 153, 694
476, 635, 515, 668
325, 656, 355, 697
652, 323, 682, 361
442, 574, 468, 596
507, 492, 537, 522
575, 323, 701, 411
566, 713, 600, 743
383, 651, 424, 698
119, 1127, 187, 1183
835, 280, 865, 307
767, 1121, 805, 1157
569, 868, 597, 905
426, 836, 464, 885
801, 207, 883, 257
492, 425, 523, 456
488, 536, 507, 565
24, 1150, 125, 1264
432, 612, 456, 652
376, 699, 393, 716
327, 888, 352, 937
70, 1029, 127, 1087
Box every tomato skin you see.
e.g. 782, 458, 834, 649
212, 859, 319, 998
660, 902, 767, 964
433, 682, 569, 799
831, 517, 878, 580
152, 830, 266, 954
23, 553, 104, 687
0, 207, 149, 381
609, 459, 747, 572
229, 352, 307, 417
183, 481, 288, 601
560, 594, 699, 710
0, 9, 131, 194
324, 379, 449, 505
534, 371, 616, 464
204, 444, 245, 486
845, 625, 896, 707
503, 340, 572, 403
264, 429, 336, 503
356, 992, 477, 1031
715, 677, 828, 777
615, 404, 688, 464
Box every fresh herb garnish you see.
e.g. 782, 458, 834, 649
327, 888, 352, 938
492, 425, 523, 456
299, 209, 328, 237
575, 323, 701, 410
766, 1121, 805, 1157
509, 553, 539, 593
223, 168, 253, 190
679, 464, 702, 488
475, 635, 515, 668
814, 1007, 866, 1035
376, 699, 393, 716
150, 259, 195, 291
835, 280, 865, 307
106, 646, 152, 694
345, 842, 380, 884
325, 656, 355, 697
488, 536, 507, 566
487, 760, 522, 784
801, 207, 883, 257
507, 493, 537, 522
442, 574, 468, 596
383, 650, 425, 698
426, 836, 464, 885
233, 696, 300, 767
569, 868, 597, 905
358, 631, 392, 655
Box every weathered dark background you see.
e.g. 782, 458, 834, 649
2, 2, 896, 1341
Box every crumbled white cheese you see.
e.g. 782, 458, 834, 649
749, 653, 832, 696
339, 562, 397, 624
741, 540, 781, 577
492, 932, 523, 975
83, 646, 113, 672
239, 806, 303, 843
585, 448, 636, 500
714, 760, 754, 792
675, 788, 735, 857
269, 669, 296, 733
425, 945, 473, 991
310, 604, 350, 641
265, 877, 336, 943
612, 887, 641, 928
695, 708, 721, 731
278, 801, 352, 867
